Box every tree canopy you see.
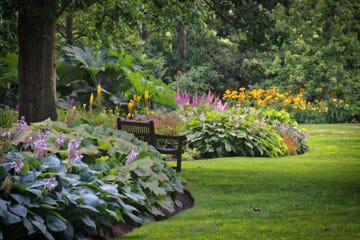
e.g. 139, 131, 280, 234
0, 0, 359, 122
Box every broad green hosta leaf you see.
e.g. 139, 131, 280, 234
46, 215, 67, 232
81, 215, 96, 228
129, 157, 153, 171
8, 204, 27, 217
32, 218, 55, 240
139, 179, 166, 196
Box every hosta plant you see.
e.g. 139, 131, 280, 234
184, 106, 307, 158
0, 118, 183, 239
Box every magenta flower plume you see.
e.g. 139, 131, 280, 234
192, 93, 201, 106
175, 89, 183, 104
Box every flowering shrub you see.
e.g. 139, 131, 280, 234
0, 119, 183, 239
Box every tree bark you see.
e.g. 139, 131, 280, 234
18, 1, 58, 122
66, 14, 73, 45
177, 22, 187, 74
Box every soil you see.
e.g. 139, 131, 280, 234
112, 190, 194, 237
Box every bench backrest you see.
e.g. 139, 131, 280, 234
117, 119, 156, 146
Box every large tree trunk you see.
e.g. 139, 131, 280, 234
18, 2, 58, 122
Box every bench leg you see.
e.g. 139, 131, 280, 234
176, 153, 181, 172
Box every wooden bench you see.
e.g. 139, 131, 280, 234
117, 118, 186, 172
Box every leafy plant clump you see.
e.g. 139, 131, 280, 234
183, 106, 307, 158
0, 118, 183, 239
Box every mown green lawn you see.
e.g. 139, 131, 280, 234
116, 124, 360, 240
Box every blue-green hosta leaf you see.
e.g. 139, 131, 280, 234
126, 212, 144, 224
19, 172, 35, 183
124, 191, 146, 202
8, 204, 27, 217
245, 141, 254, 149
26, 188, 42, 198
80, 189, 106, 207
105, 209, 121, 222
63, 222, 74, 240
10, 193, 25, 204
23, 217, 36, 235
224, 140, 232, 152
42, 156, 64, 172
81, 215, 96, 228
46, 215, 67, 232
77, 204, 99, 213
2, 209, 22, 225
118, 199, 139, 213
100, 183, 119, 195
42, 196, 58, 206
32, 219, 55, 240
157, 196, 175, 213
0, 199, 8, 217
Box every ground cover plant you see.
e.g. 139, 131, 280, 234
119, 124, 360, 239
0, 118, 184, 239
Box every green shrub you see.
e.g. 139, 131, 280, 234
185, 108, 291, 158
0, 107, 17, 129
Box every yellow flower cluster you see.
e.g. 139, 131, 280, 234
127, 89, 152, 119
223, 86, 307, 111
223, 86, 348, 114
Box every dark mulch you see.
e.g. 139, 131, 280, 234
112, 190, 194, 237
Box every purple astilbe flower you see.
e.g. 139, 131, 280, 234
16, 116, 27, 135
175, 89, 183, 104
44, 175, 56, 192
192, 93, 201, 106
67, 139, 83, 169
12, 156, 24, 174
125, 147, 139, 165
215, 100, 227, 112
56, 133, 65, 148
183, 91, 190, 105
206, 92, 215, 105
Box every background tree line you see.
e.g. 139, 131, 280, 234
0, 0, 359, 122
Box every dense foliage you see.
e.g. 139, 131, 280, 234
0, 119, 183, 239
1, 0, 358, 122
